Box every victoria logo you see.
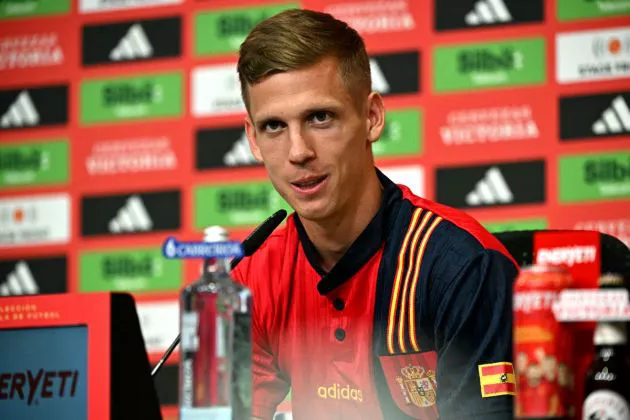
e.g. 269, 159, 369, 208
0, 32, 64, 71
0, 85, 68, 131
196, 126, 259, 171
560, 90, 630, 141
323, 0, 416, 35
0, 256, 67, 295
81, 190, 180, 237
436, 160, 545, 209
434, 0, 543, 31
82, 16, 181, 66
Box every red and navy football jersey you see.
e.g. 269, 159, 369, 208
232, 169, 519, 420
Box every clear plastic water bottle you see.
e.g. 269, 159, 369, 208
179, 226, 252, 420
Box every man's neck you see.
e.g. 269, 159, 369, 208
299, 169, 383, 272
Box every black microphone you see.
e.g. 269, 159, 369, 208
150, 209, 288, 377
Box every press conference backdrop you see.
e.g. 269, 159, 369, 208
0, 0, 629, 417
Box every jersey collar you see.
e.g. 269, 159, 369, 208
294, 168, 403, 295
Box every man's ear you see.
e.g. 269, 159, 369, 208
366, 92, 385, 144
244, 116, 263, 162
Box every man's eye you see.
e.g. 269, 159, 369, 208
264, 121, 284, 132
310, 112, 331, 124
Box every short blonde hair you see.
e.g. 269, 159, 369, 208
237, 8, 371, 110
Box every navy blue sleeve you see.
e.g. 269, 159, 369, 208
427, 246, 518, 419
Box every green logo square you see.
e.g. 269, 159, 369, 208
0, 0, 70, 20
559, 150, 630, 203
195, 181, 292, 229
433, 37, 546, 93
80, 72, 182, 125
79, 247, 182, 293
373, 108, 423, 158
0, 139, 68, 189
195, 3, 300, 57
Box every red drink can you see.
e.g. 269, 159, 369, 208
513, 264, 575, 419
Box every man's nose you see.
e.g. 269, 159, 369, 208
287, 126, 316, 165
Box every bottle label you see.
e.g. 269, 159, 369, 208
181, 312, 199, 352
583, 390, 630, 420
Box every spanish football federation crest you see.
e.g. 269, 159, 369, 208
379, 351, 440, 419
396, 364, 437, 408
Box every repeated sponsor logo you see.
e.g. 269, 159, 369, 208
435, 0, 544, 31
195, 181, 291, 229
0, 139, 68, 188
557, 27, 630, 84
0, 31, 64, 72
380, 165, 425, 197
79, 247, 181, 293
436, 160, 546, 209
370, 51, 420, 96
0, 85, 68, 131
192, 63, 245, 117
80, 0, 182, 13
574, 217, 630, 248
136, 300, 179, 354
560, 90, 630, 140
559, 150, 630, 203
81, 72, 182, 124
438, 104, 540, 146
323, 0, 416, 35
373, 109, 422, 157
81, 189, 181, 237
82, 16, 181, 66
0, 193, 70, 248
196, 126, 258, 170
0, 0, 70, 19
557, 0, 630, 22
482, 218, 548, 233
195, 2, 298, 56
0, 256, 67, 296
433, 37, 545, 92
85, 136, 178, 176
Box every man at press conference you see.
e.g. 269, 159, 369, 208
230, 8, 519, 420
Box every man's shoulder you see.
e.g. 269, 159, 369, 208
395, 184, 516, 266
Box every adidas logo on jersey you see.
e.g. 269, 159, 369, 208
109, 24, 153, 61
592, 95, 630, 135
108, 195, 153, 233
0, 261, 39, 296
224, 132, 257, 166
465, 0, 512, 25
0, 91, 40, 128
465, 167, 514, 206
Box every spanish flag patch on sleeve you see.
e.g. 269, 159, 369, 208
478, 362, 516, 398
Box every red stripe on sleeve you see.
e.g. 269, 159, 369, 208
481, 363, 514, 376
483, 382, 516, 395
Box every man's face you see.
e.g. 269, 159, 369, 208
244, 56, 384, 222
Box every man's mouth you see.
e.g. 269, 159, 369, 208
291, 175, 327, 191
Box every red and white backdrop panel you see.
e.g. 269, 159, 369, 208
0, 0, 629, 417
